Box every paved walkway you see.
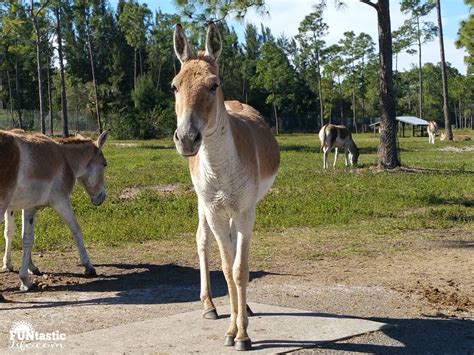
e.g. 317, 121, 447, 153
2, 302, 388, 354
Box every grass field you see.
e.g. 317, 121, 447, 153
1, 130, 473, 262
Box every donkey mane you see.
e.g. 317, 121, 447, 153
55, 137, 93, 145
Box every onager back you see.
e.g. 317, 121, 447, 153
319, 124, 359, 169
172, 23, 280, 351
0, 130, 108, 291
427, 121, 438, 144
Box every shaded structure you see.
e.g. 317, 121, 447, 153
370, 116, 429, 137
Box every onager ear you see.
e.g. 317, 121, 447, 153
174, 24, 194, 64
96, 130, 108, 150
205, 21, 222, 61
75, 132, 86, 140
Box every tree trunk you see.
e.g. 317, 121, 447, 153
134, 48, 137, 90
55, 4, 69, 137
14, 56, 24, 129
86, 27, 102, 133
6, 70, 15, 127
435, 0, 452, 140
416, 17, 424, 119
47, 55, 54, 136
31, 1, 45, 134
362, 0, 400, 169
272, 96, 279, 135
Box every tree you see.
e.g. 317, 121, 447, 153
359, 0, 400, 168
400, 0, 436, 119
434, 0, 452, 139
296, 4, 328, 128
117, 0, 151, 90
455, 0, 474, 75
253, 41, 295, 134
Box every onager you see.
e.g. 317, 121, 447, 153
0, 130, 108, 291
172, 23, 280, 351
319, 123, 359, 169
427, 121, 438, 144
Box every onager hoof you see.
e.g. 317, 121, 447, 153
203, 308, 218, 320
246, 304, 254, 317
84, 266, 97, 276
29, 267, 42, 276
235, 339, 252, 351
1, 265, 13, 273
19, 282, 33, 292
224, 335, 235, 347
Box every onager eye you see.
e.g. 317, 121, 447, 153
210, 83, 219, 93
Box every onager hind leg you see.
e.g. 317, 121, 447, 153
19, 208, 37, 291
3, 210, 15, 272
333, 147, 339, 168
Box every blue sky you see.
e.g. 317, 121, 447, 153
110, 0, 469, 74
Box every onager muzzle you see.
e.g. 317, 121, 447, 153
173, 111, 202, 156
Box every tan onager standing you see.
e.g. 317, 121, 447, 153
172, 23, 280, 351
0, 130, 108, 291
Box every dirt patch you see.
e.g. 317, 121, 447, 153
113, 143, 139, 148
437, 146, 474, 153
119, 184, 194, 200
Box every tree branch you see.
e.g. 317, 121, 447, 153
359, 0, 378, 11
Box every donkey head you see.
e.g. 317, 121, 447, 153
172, 22, 223, 157
77, 131, 108, 206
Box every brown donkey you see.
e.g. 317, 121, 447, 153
0, 130, 108, 291
172, 23, 280, 350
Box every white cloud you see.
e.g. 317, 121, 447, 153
240, 0, 467, 74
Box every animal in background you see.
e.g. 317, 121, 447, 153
1, 130, 108, 291
427, 121, 438, 144
319, 124, 359, 169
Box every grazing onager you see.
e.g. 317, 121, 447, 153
319, 124, 359, 169
427, 121, 438, 144
172, 23, 280, 351
0, 130, 108, 291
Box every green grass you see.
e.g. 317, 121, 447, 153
2, 130, 473, 256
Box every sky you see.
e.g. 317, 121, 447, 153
111, 0, 469, 75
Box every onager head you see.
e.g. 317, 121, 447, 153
77, 131, 108, 206
350, 148, 360, 165
172, 22, 223, 156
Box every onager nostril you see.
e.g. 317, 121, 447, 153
174, 130, 180, 142
193, 132, 202, 144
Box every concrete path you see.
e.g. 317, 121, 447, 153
3, 302, 389, 354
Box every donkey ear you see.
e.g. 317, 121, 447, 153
174, 24, 194, 64
96, 130, 108, 150
205, 21, 222, 61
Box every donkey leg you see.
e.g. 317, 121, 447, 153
232, 208, 256, 351
333, 148, 339, 168
197, 199, 217, 319
19, 209, 36, 291
205, 210, 238, 347
53, 200, 96, 276
2, 210, 15, 272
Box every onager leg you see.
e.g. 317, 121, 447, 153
344, 149, 349, 167
205, 210, 238, 347
197, 200, 217, 319
53, 200, 96, 275
231, 208, 256, 351
2, 210, 14, 272
333, 147, 339, 168
322, 146, 330, 169
19, 208, 36, 291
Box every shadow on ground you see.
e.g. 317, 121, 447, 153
1, 263, 274, 309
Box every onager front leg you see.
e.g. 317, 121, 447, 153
53, 200, 96, 276
197, 200, 217, 319
231, 209, 255, 351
